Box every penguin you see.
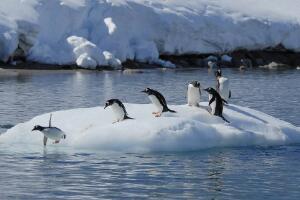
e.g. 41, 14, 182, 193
215, 69, 231, 101
204, 87, 230, 123
32, 114, 66, 146
208, 61, 218, 69
187, 81, 201, 107
141, 88, 176, 117
104, 99, 133, 123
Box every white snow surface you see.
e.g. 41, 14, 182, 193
1, 0, 300, 68
1, 103, 299, 152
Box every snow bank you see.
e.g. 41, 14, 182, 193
1, 0, 300, 68
1, 103, 299, 152
0, 15, 18, 62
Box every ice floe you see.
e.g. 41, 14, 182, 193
1, 103, 299, 152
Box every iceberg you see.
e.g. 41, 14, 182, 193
1, 103, 299, 152
1, 0, 300, 68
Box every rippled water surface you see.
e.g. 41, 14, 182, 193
0, 68, 299, 199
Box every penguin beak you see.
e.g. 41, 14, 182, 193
141, 90, 146, 93
204, 88, 209, 92
104, 104, 108, 109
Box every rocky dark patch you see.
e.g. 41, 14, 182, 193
1, 47, 300, 70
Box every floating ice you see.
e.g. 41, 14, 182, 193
1, 103, 299, 152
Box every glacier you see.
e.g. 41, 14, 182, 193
1, 103, 300, 152
1, 0, 300, 68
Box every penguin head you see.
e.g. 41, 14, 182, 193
215, 69, 222, 78
204, 87, 217, 95
32, 125, 45, 131
190, 81, 200, 88
141, 88, 152, 95
104, 99, 121, 109
207, 61, 215, 68
104, 99, 114, 109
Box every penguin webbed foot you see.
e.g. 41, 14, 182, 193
152, 112, 158, 115
206, 108, 212, 114
155, 113, 162, 117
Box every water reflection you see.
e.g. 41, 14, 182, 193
103, 72, 114, 101
206, 152, 225, 199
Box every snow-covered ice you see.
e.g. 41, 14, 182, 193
1, 0, 300, 68
1, 103, 299, 152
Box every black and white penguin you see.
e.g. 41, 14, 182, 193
142, 88, 176, 117
215, 69, 231, 101
104, 99, 133, 123
32, 114, 66, 146
204, 87, 229, 123
187, 81, 201, 107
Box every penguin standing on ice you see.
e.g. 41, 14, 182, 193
104, 99, 133, 123
32, 114, 66, 146
187, 81, 201, 107
142, 88, 176, 117
215, 69, 231, 101
204, 87, 230, 123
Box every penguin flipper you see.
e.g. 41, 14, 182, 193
49, 114, 52, 127
43, 136, 48, 146
229, 90, 231, 98
186, 86, 188, 100
209, 96, 215, 106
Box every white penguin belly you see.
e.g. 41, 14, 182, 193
148, 95, 163, 112
42, 128, 64, 140
111, 103, 125, 121
187, 86, 201, 106
218, 77, 230, 101
209, 94, 216, 114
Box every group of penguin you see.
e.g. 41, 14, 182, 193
32, 69, 231, 146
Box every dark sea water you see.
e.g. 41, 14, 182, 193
0, 68, 299, 199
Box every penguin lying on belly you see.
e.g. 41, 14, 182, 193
142, 88, 176, 117
187, 81, 201, 107
104, 99, 133, 123
32, 114, 66, 146
204, 87, 230, 123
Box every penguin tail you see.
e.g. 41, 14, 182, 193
220, 115, 230, 123
167, 108, 177, 113
124, 115, 134, 120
